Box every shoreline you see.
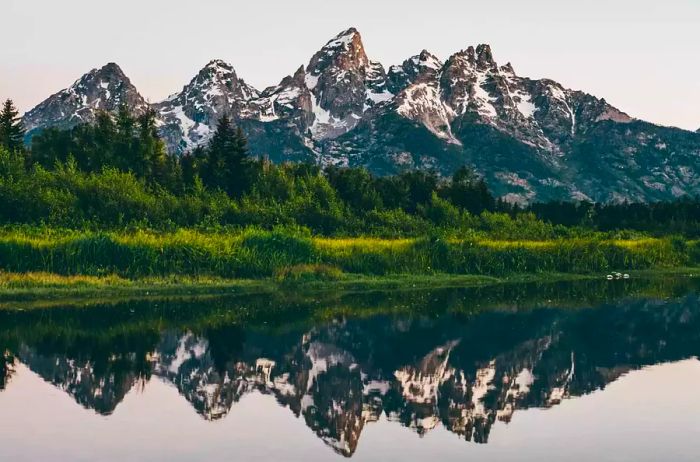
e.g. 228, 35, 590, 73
1, 268, 698, 310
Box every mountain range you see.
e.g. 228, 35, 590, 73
21, 28, 700, 204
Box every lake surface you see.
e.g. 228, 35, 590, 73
1, 278, 699, 461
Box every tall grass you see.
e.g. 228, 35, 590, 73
0, 226, 693, 279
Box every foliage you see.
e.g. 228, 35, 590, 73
0, 102, 698, 281
0, 227, 693, 280
0, 99, 25, 153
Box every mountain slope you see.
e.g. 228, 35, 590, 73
23, 63, 149, 140
153, 59, 260, 153
21, 29, 700, 203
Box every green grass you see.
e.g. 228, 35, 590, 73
0, 270, 506, 309
0, 271, 274, 308
0, 227, 694, 278
0, 226, 696, 308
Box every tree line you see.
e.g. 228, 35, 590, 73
1, 98, 698, 236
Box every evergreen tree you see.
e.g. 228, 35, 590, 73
181, 149, 202, 188
326, 166, 382, 211
203, 115, 250, 196
115, 103, 136, 171
445, 167, 495, 214
93, 111, 117, 169
203, 115, 233, 190
0, 99, 25, 152
400, 171, 439, 213
228, 126, 250, 196
136, 108, 168, 182
29, 127, 74, 168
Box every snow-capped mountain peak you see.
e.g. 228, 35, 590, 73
475, 44, 497, 69
299, 28, 391, 139
22, 62, 149, 138
387, 50, 444, 93
154, 60, 262, 152
310, 27, 368, 71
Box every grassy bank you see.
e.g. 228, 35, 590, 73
0, 227, 696, 281
1, 268, 699, 312
0, 270, 523, 309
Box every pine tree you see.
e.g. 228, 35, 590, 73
226, 126, 250, 197
180, 150, 199, 188
136, 108, 170, 184
0, 99, 25, 152
115, 103, 135, 171
203, 114, 232, 190
446, 166, 495, 214
203, 115, 250, 195
93, 111, 117, 170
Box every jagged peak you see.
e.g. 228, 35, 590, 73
476, 44, 494, 64
412, 50, 443, 70
389, 50, 442, 77
448, 46, 476, 66
267, 65, 307, 94
293, 64, 306, 78
97, 62, 125, 75
203, 59, 235, 72
75, 62, 128, 87
444, 44, 497, 72
308, 27, 369, 74
195, 60, 237, 82
60, 63, 138, 101
156, 58, 260, 107
323, 27, 362, 50
500, 62, 516, 75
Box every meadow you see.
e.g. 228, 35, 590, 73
0, 226, 696, 286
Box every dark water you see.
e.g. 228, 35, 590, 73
1, 278, 699, 461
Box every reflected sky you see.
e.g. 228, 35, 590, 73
1, 360, 699, 462
0, 279, 699, 461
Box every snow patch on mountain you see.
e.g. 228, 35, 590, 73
397, 83, 461, 145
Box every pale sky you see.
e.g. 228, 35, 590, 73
1, 0, 698, 130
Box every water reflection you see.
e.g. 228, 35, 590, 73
0, 278, 699, 458
0, 350, 14, 390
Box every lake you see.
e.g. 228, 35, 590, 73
1, 277, 699, 461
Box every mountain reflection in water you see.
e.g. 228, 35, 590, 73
0, 278, 699, 460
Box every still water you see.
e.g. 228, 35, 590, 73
1, 278, 699, 461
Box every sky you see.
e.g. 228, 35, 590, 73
1, 0, 698, 130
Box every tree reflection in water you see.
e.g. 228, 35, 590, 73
0, 277, 698, 457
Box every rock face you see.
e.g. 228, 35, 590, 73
22, 29, 700, 203
153, 60, 260, 153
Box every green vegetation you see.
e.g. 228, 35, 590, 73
0, 99, 698, 301
0, 227, 696, 283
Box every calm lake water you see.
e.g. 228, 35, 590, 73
1, 278, 699, 461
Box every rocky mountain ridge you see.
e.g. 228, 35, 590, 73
21, 28, 700, 203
